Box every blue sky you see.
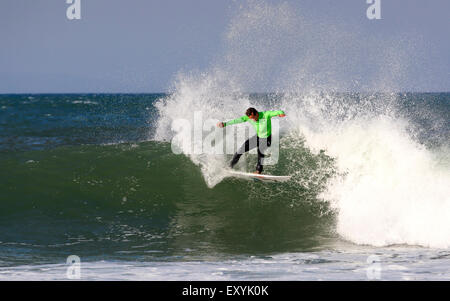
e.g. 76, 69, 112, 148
1, 0, 449, 93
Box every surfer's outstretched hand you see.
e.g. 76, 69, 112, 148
217, 122, 225, 128
279, 113, 286, 117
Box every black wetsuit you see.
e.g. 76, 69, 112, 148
230, 135, 272, 173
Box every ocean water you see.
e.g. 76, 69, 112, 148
0, 92, 449, 280
1, 0, 449, 281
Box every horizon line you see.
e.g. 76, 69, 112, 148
0, 91, 449, 95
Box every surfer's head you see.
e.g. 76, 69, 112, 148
246, 107, 259, 121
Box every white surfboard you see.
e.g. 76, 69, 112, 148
227, 170, 291, 183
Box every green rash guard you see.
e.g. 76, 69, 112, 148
223, 110, 285, 138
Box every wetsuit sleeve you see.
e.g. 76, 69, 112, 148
265, 110, 285, 118
224, 115, 249, 127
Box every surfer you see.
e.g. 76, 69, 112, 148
217, 107, 286, 174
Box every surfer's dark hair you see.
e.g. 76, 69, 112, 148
246, 107, 258, 116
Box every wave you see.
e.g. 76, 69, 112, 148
283, 94, 450, 249
1, 1, 448, 254
0, 141, 336, 255
152, 0, 450, 249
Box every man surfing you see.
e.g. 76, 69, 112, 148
217, 107, 286, 174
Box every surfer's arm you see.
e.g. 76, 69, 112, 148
220, 115, 249, 127
266, 110, 286, 118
